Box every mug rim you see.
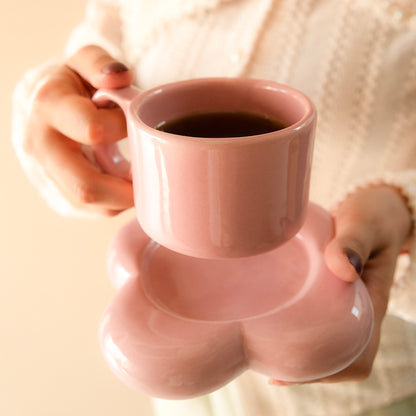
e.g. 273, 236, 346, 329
130, 77, 316, 144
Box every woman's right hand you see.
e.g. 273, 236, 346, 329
25, 45, 135, 216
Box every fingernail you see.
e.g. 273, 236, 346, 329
343, 248, 363, 276
101, 62, 129, 74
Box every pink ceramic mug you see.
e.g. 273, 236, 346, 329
93, 78, 316, 258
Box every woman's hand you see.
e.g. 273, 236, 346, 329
270, 185, 413, 385
25, 45, 134, 216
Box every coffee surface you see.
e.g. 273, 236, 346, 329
156, 111, 286, 138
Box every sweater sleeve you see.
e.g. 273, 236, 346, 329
378, 171, 416, 324
63, 0, 125, 60
11, 0, 125, 217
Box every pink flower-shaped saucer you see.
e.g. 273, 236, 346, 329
99, 203, 374, 399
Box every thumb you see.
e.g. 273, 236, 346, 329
324, 237, 366, 282
66, 45, 134, 89
324, 196, 375, 282
323, 198, 380, 282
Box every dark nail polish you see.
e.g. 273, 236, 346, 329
343, 248, 363, 276
101, 62, 129, 74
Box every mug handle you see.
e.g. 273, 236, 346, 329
91, 85, 141, 179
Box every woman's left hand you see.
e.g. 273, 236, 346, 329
270, 185, 413, 385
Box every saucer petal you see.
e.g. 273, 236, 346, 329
99, 276, 247, 399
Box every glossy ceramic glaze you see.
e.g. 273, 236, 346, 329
93, 78, 316, 258
99, 203, 374, 399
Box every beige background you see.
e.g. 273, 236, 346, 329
0, 1, 152, 415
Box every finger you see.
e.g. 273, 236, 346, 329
324, 238, 366, 282
34, 123, 134, 214
323, 191, 385, 282
35, 66, 127, 145
324, 219, 373, 282
66, 45, 134, 89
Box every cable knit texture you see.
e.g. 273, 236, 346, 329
11, 0, 416, 415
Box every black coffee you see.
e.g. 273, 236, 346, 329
155, 111, 286, 138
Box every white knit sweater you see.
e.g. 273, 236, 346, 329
12, 0, 416, 415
